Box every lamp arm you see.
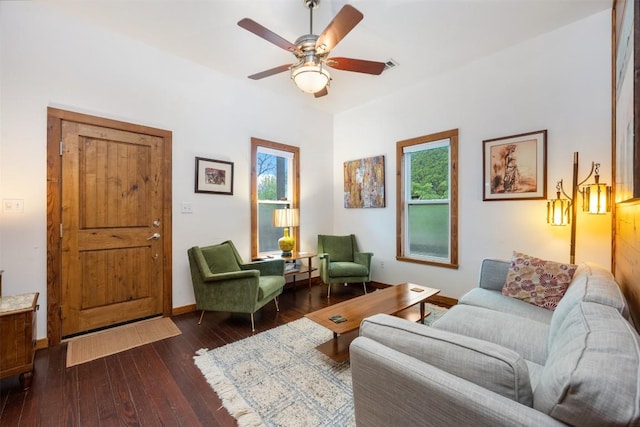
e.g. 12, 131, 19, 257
576, 161, 596, 190
558, 179, 573, 201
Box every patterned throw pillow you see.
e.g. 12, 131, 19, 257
501, 251, 577, 310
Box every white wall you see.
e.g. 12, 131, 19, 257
333, 10, 612, 298
0, 2, 613, 339
0, 2, 333, 339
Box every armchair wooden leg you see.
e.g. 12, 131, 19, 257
250, 313, 255, 332
198, 310, 205, 325
274, 297, 280, 312
363, 282, 368, 294
327, 283, 331, 298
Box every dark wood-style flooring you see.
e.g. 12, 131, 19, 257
0, 283, 371, 426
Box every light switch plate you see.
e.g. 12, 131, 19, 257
3, 199, 24, 214
181, 202, 193, 214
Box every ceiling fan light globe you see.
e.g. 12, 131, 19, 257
291, 64, 330, 93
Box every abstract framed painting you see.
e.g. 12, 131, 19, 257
483, 130, 547, 201
344, 155, 385, 208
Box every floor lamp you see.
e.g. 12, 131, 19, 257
547, 152, 611, 264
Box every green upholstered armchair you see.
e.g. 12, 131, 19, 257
317, 234, 373, 298
187, 240, 285, 331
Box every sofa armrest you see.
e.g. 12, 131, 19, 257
350, 337, 565, 427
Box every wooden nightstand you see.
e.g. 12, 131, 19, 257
0, 292, 39, 390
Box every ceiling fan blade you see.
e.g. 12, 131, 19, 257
238, 18, 301, 54
315, 5, 363, 54
248, 64, 293, 80
314, 87, 329, 98
326, 57, 386, 75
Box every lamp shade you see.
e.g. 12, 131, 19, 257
273, 208, 299, 228
583, 183, 611, 214
547, 198, 571, 226
291, 63, 330, 93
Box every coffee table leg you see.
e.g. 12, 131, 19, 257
333, 332, 338, 339
420, 301, 425, 324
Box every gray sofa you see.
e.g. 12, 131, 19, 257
350, 259, 640, 426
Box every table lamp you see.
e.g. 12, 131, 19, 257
272, 208, 299, 257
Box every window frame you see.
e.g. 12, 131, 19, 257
250, 137, 300, 259
396, 129, 459, 269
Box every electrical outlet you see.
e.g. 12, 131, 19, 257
180, 202, 193, 214
380, 260, 385, 269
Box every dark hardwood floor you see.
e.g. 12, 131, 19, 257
0, 282, 369, 426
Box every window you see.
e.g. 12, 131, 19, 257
396, 129, 458, 268
251, 137, 299, 258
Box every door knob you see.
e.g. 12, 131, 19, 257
146, 232, 161, 240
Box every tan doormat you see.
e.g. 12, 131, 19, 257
66, 317, 181, 367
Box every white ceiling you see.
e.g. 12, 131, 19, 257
37, 0, 611, 114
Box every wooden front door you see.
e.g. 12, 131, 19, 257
47, 108, 172, 342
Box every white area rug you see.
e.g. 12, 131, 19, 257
194, 304, 447, 427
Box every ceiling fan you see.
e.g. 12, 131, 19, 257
238, 0, 386, 98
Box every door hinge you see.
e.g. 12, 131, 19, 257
60, 223, 63, 238
59, 305, 63, 320
59, 140, 63, 156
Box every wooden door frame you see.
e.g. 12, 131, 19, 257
46, 107, 173, 346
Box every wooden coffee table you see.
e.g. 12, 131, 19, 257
305, 283, 440, 361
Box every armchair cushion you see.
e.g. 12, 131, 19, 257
201, 243, 240, 273
329, 261, 369, 277
258, 275, 286, 300
320, 235, 354, 262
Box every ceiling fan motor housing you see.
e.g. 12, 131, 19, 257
294, 34, 322, 55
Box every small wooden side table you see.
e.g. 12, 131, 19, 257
0, 292, 39, 390
282, 251, 317, 292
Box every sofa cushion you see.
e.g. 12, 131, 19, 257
524, 360, 544, 393
432, 304, 549, 365
502, 251, 576, 310
459, 288, 553, 325
360, 314, 534, 405
534, 302, 640, 426
562, 263, 628, 316
477, 258, 511, 291
548, 266, 629, 348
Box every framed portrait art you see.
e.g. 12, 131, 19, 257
194, 157, 234, 195
483, 130, 547, 201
